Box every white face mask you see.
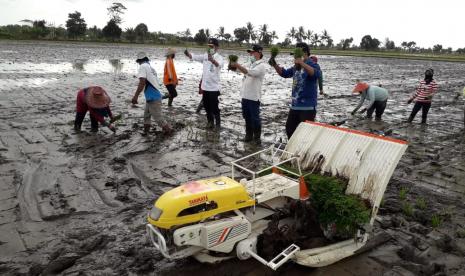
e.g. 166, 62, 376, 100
249, 56, 256, 63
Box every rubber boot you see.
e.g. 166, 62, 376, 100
196, 100, 203, 114
242, 124, 253, 142
407, 115, 414, 123
421, 117, 427, 124
168, 97, 173, 107
253, 126, 261, 145
142, 124, 151, 136
74, 112, 85, 132
214, 114, 221, 130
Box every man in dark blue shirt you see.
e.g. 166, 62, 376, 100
271, 42, 321, 138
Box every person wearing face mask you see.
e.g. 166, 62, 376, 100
407, 68, 438, 124
184, 38, 224, 130
229, 44, 267, 145
270, 42, 321, 139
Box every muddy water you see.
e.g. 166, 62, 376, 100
0, 40, 465, 275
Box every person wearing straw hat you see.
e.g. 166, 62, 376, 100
132, 52, 172, 136
74, 86, 116, 133
163, 48, 178, 107
351, 82, 389, 120
229, 44, 267, 145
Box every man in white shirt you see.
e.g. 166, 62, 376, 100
184, 38, 224, 129
131, 52, 172, 136
229, 44, 266, 145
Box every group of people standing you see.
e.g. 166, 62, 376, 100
73, 38, 441, 143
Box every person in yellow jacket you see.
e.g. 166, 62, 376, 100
163, 48, 178, 107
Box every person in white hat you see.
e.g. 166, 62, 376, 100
163, 48, 178, 107
131, 52, 172, 136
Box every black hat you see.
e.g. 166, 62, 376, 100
208, 38, 219, 47
295, 42, 310, 55
247, 44, 263, 53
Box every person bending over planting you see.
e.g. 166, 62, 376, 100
184, 38, 224, 130
229, 44, 267, 145
132, 52, 172, 136
351, 82, 389, 120
270, 42, 321, 139
163, 48, 178, 107
407, 68, 438, 124
74, 86, 116, 133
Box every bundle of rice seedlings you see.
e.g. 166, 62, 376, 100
228, 55, 238, 71
293, 48, 304, 70
268, 46, 280, 66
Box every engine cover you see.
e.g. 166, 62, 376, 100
173, 215, 251, 253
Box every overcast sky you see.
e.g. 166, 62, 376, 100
0, 0, 464, 49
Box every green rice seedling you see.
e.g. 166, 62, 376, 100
402, 202, 414, 217
293, 47, 304, 59
228, 55, 239, 71
415, 197, 427, 210
399, 187, 409, 201
270, 46, 280, 58
431, 214, 442, 228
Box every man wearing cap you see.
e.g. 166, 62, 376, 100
74, 86, 116, 133
351, 82, 389, 120
163, 48, 178, 107
184, 38, 224, 129
229, 44, 267, 145
271, 42, 321, 139
132, 52, 172, 136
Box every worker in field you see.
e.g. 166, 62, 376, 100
163, 48, 178, 107
351, 82, 389, 120
229, 44, 267, 145
270, 42, 321, 138
310, 56, 325, 96
74, 86, 116, 133
406, 68, 438, 124
184, 38, 224, 130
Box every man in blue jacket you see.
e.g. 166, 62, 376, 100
270, 42, 321, 138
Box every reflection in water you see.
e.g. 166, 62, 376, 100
109, 59, 124, 74
72, 59, 87, 71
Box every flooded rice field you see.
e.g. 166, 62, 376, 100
0, 40, 464, 275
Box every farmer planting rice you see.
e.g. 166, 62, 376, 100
270, 42, 321, 138
229, 44, 267, 145
74, 86, 116, 133
184, 38, 224, 130
407, 68, 438, 124
131, 52, 172, 136
351, 81, 389, 120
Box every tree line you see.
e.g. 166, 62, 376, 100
1, 2, 464, 54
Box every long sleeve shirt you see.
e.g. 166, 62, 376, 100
279, 60, 321, 110
191, 52, 224, 91
76, 89, 112, 124
412, 80, 438, 103
241, 59, 266, 101
353, 85, 389, 111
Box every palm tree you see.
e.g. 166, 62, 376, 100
216, 26, 225, 40
258, 24, 268, 44
320, 29, 331, 47
246, 22, 255, 44
296, 26, 306, 42
311, 33, 320, 47
286, 27, 297, 43
306, 30, 313, 45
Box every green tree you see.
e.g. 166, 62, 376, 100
287, 27, 296, 43
321, 29, 332, 47
311, 33, 320, 47
194, 29, 208, 45
246, 22, 256, 44
216, 26, 225, 40
134, 23, 148, 43
102, 20, 122, 41
233, 27, 248, 46
296, 26, 306, 42
339, 37, 353, 50
384, 37, 396, 50
124, 27, 136, 43
66, 11, 87, 39
107, 2, 127, 25
433, 44, 443, 53
87, 25, 102, 40
360, 35, 380, 50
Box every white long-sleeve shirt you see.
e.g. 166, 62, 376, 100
191, 52, 224, 91
241, 59, 266, 101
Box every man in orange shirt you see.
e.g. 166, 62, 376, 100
163, 48, 178, 107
